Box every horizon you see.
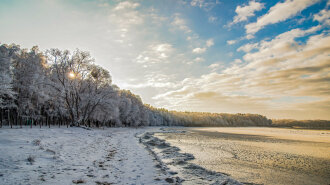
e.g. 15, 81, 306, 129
1, 0, 329, 120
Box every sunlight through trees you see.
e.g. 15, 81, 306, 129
0, 44, 272, 128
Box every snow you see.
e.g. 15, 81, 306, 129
0, 127, 168, 185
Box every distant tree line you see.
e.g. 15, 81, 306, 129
272, 119, 330, 129
0, 44, 272, 128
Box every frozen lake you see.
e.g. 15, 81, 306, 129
155, 127, 330, 185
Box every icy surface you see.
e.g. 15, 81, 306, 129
140, 130, 242, 185
0, 127, 168, 185
155, 127, 330, 185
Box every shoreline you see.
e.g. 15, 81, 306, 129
2, 126, 328, 184
151, 127, 330, 185
139, 129, 242, 185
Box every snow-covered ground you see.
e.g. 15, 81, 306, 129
0, 126, 168, 185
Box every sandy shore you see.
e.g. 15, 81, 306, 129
140, 129, 242, 185
154, 127, 330, 185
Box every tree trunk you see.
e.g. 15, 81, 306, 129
0, 109, 2, 128
16, 111, 18, 126
9, 109, 12, 128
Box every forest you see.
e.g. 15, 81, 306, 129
271, 119, 330, 129
0, 44, 272, 128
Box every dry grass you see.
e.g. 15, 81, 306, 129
32, 139, 41, 146
27, 155, 35, 165
72, 179, 85, 184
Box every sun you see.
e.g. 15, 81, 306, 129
68, 72, 75, 79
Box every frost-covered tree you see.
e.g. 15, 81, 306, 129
80, 65, 121, 126
0, 43, 273, 128
47, 49, 95, 125
12, 46, 49, 119
0, 44, 17, 108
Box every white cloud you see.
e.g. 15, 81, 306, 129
192, 47, 207, 54
171, 14, 209, 48
190, 0, 219, 11
191, 39, 213, 54
245, 34, 255, 40
153, 28, 330, 119
191, 0, 204, 7
172, 14, 192, 33
241, 25, 322, 56
245, 0, 320, 35
122, 73, 179, 89
154, 44, 172, 52
135, 43, 174, 64
208, 63, 223, 72
114, 1, 140, 11
237, 42, 258, 52
227, 40, 237, 45
109, 1, 144, 32
234, 59, 242, 63
229, 0, 264, 26
194, 57, 205, 62
206, 39, 214, 47
208, 16, 218, 23
186, 34, 199, 41
147, 8, 168, 26
314, 8, 330, 26
208, 63, 220, 69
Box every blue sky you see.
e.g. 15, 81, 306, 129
0, 0, 329, 119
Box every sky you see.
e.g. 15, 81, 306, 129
0, 0, 329, 120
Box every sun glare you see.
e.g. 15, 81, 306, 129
68, 72, 75, 79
